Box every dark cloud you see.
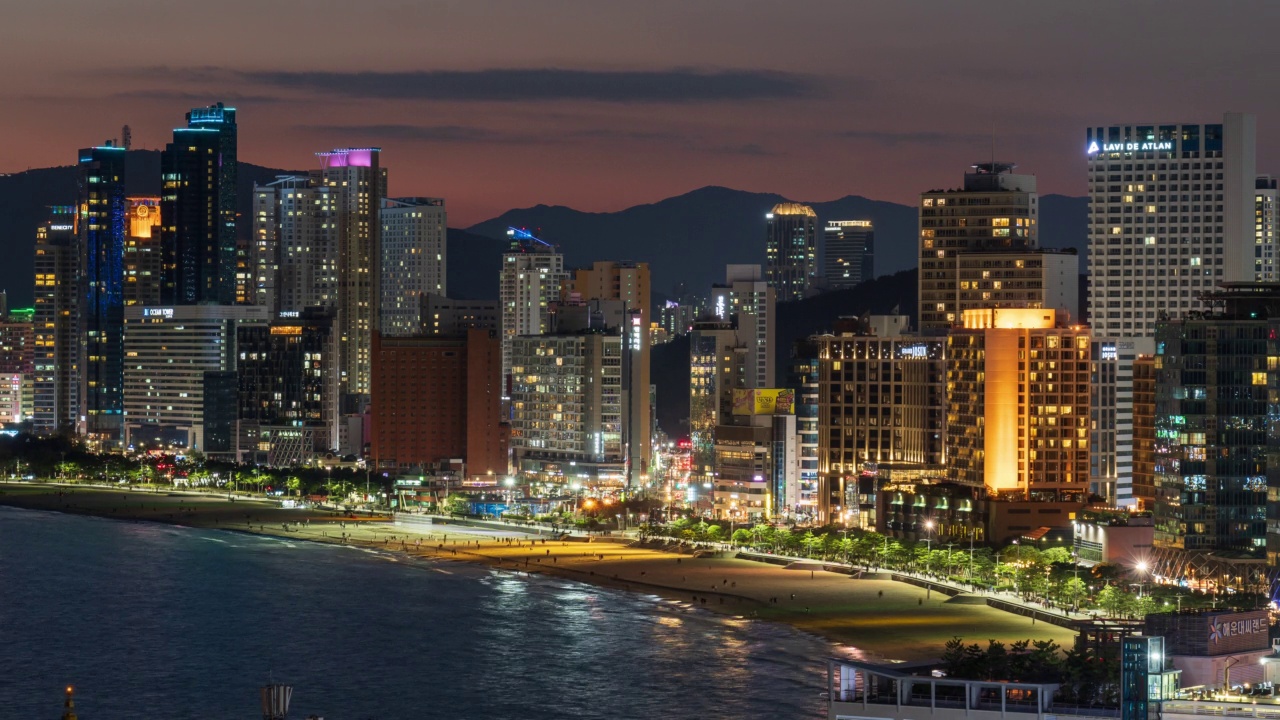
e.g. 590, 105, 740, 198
301, 124, 520, 143
840, 130, 994, 147
138, 67, 818, 103
106, 89, 283, 104
299, 123, 772, 157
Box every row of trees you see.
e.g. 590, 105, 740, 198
0, 433, 373, 502
642, 520, 1234, 617
940, 637, 1120, 707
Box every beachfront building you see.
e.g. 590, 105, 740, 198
380, 197, 446, 336
123, 305, 269, 451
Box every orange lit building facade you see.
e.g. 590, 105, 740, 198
124, 196, 162, 307
370, 329, 507, 479
946, 308, 1091, 502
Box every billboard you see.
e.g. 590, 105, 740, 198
731, 388, 796, 416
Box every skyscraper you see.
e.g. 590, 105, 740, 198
918, 163, 1077, 333
709, 264, 775, 389
123, 196, 162, 307
314, 148, 387, 401
499, 228, 567, 394
33, 206, 79, 435
823, 220, 874, 290
569, 261, 652, 486
251, 176, 341, 315
1084, 113, 1257, 506
1086, 113, 1256, 338
765, 203, 818, 302
161, 103, 238, 305
380, 197, 446, 336
78, 143, 128, 444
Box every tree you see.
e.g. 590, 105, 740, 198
731, 528, 752, 546
442, 495, 470, 516
286, 476, 302, 497
1042, 547, 1073, 565
1096, 585, 1129, 618
705, 524, 724, 542
1061, 577, 1089, 609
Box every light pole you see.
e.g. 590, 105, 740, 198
1135, 560, 1148, 598
923, 519, 935, 599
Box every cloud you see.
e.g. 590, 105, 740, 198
840, 130, 994, 147
128, 66, 818, 103
297, 123, 773, 156
301, 124, 521, 143
105, 89, 283, 104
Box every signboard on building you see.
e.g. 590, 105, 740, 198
731, 388, 796, 416
1147, 609, 1270, 657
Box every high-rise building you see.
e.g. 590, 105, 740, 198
823, 220, 874, 290
788, 338, 820, 521
710, 264, 775, 389
161, 103, 238, 305
765, 203, 818, 302
500, 228, 567, 394
1086, 114, 1257, 507
33, 206, 79, 435
1089, 339, 1119, 503
315, 148, 387, 402
568, 261, 652, 487
370, 329, 506, 477
946, 308, 1090, 501
236, 309, 339, 466
1256, 175, 1278, 281
421, 294, 500, 335
123, 305, 269, 450
1155, 284, 1271, 559
1132, 353, 1157, 511
251, 176, 341, 315
0, 317, 34, 428
380, 197, 446, 336
712, 406, 798, 522
688, 319, 739, 475
78, 143, 128, 444
918, 163, 1078, 333
814, 326, 946, 524
123, 197, 162, 307
510, 331, 624, 488
1086, 114, 1256, 337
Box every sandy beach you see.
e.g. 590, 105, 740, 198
0, 482, 1077, 662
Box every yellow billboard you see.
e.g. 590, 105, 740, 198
732, 388, 796, 416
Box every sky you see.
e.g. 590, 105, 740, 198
2, 0, 1279, 225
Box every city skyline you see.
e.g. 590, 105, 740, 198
2, 2, 1279, 225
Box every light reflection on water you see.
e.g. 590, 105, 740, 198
0, 507, 831, 719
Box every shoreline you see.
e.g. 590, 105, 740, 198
0, 482, 1077, 663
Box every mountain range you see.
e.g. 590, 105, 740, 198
0, 151, 1087, 306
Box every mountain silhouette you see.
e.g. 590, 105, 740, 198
0, 159, 1086, 306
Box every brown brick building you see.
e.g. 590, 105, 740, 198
371, 329, 506, 477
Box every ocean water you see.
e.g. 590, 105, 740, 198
0, 507, 831, 719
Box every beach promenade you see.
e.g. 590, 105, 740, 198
0, 482, 1078, 662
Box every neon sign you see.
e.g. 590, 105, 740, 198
1089, 140, 1173, 154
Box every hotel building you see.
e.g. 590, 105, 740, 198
123, 305, 269, 450
1085, 113, 1257, 506
814, 325, 946, 524
251, 176, 340, 315
945, 308, 1090, 501
123, 197, 162, 307
499, 229, 567, 394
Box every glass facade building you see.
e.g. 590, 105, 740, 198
78, 144, 128, 444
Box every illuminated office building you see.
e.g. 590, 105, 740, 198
123, 197, 162, 307
823, 220, 874, 290
499, 229, 567, 394
33, 207, 79, 435
946, 308, 1090, 501
314, 148, 387, 402
919, 163, 1077, 333
78, 143, 128, 444
251, 176, 340, 315
380, 197, 446, 336
1154, 284, 1270, 559
161, 103, 238, 305
766, 203, 818, 302
123, 305, 269, 450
